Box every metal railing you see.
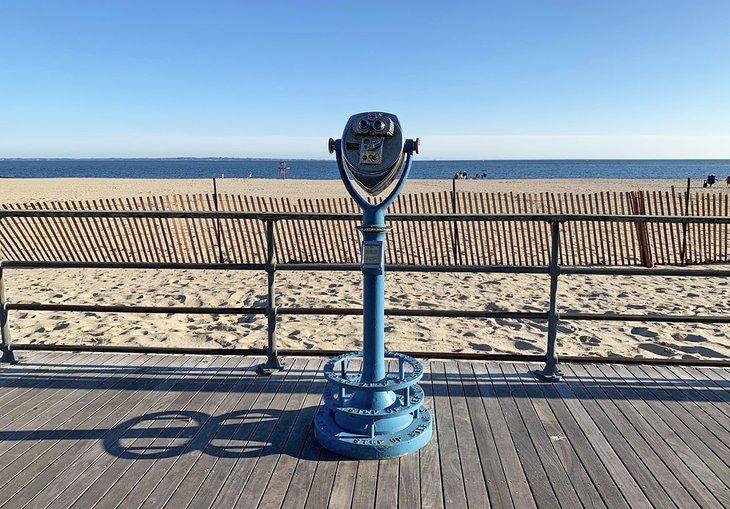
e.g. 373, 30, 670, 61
2, 209, 730, 372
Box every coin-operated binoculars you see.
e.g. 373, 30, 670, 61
314, 113, 432, 459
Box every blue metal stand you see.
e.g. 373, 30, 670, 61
0, 266, 16, 364
314, 139, 432, 459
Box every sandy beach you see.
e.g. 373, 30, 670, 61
2, 178, 729, 361
0, 176, 723, 204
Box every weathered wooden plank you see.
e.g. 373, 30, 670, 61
546, 364, 651, 508
349, 460, 378, 509
561, 364, 688, 508
326, 458, 358, 509
471, 361, 536, 508
524, 363, 628, 509
276, 428, 323, 509
0, 353, 179, 506
396, 450, 420, 509
428, 361, 468, 508
507, 364, 606, 509
178, 359, 304, 509
59, 356, 206, 508
47, 355, 209, 508
606, 364, 730, 506
0, 352, 114, 433
580, 363, 718, 508
452, 362, 514, 508
0, 351, 68, 405
493, 362, 582, 508
621, 365, 730, 483
0, 353, 110, 463
130, 358, 265, 508
89, 356, 241, 508
443, 360, 489, 507
2, 353, 729, 509
372, 459, 399, 509
27, 356, 211, 509
226, 359, 325, 509
418, 359, 444, 509
671, 366, 730, 421
652, 365, 730, 441
0, 353, 157, 473
147, 358, 307, 509
249, 377, 332, 508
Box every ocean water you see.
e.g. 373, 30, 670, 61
0, 159, 729, 180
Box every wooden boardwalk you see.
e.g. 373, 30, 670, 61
0, 351, 728, 508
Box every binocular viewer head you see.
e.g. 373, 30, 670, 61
332, 112, 407, 196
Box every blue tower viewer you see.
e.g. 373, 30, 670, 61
314, 112, 432, 459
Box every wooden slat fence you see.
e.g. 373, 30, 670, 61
1, 189, 728, 267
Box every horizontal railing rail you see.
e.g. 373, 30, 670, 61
2, 210, 730, 373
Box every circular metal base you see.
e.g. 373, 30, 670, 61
314, 406, 432, 459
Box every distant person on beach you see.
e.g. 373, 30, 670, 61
726, 175, 730, 187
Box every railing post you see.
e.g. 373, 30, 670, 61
0, 263, 16, 364
257, 220, 283, 375
534, 221, 563, 382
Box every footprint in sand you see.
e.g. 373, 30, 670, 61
638, 342, 676, 356
631, 326, 658, 338
676, 345, 728, 359
514, 339, 541, 352
671, 332, 706, 343
579, 335, 601, 346
467, 342, 492, 352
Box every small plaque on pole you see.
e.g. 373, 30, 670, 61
361, 241, 384, 273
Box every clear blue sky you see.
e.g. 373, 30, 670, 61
1, 0, 729, 159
